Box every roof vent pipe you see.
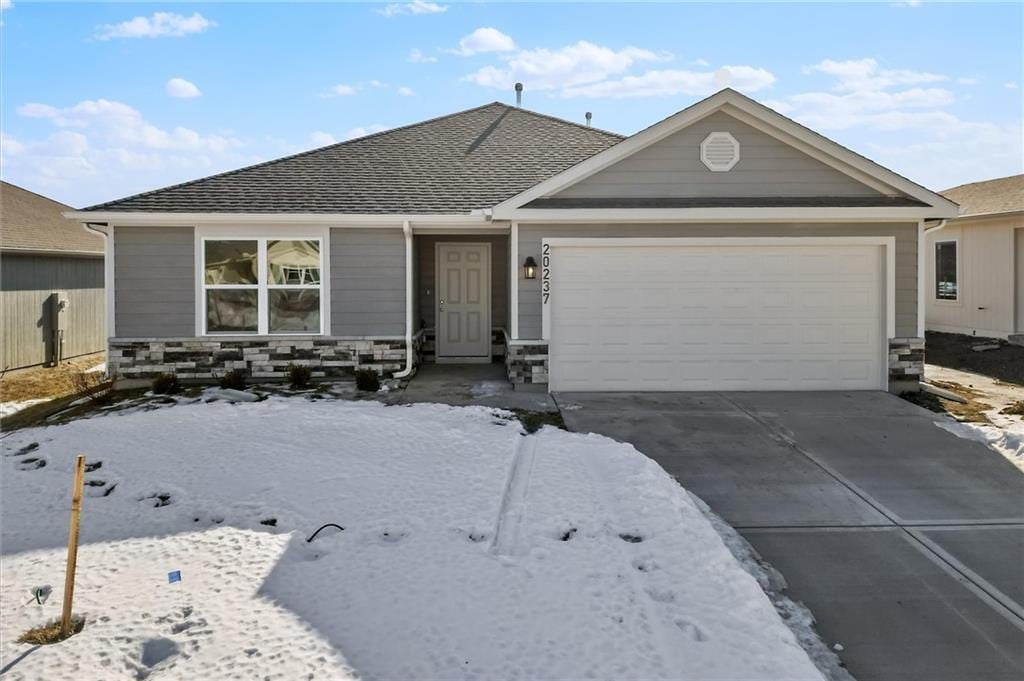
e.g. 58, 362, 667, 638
515, 82, 523, 107
585, 112, 592, 127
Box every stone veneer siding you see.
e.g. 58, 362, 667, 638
108, 336, 421, 383
888, 336, 924, 392
505, 336, 549, 386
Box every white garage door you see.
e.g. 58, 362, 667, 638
548, 241, 885, 391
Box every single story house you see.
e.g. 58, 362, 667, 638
66, 89, 959, 393
924, 174, 1023, 340
1, 182, 105, 371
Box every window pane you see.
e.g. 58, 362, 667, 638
935, 242, 958, 300
207, 290, 258, 333
269, 289, 320, 333
268, 240, 320, 285
205, 240, 258, 285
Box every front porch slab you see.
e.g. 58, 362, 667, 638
399, 363, 558, 413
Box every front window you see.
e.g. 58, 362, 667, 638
935, 241, 958, 301
203, 238, 322, 334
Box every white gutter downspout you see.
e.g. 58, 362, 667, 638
924, 219, 948, 233
82, 222, 113, 377
393, 220, 416, 379
918, 219, 948, 338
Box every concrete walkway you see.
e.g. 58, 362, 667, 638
399, 363, 558, 412
556, 391, 1024, 681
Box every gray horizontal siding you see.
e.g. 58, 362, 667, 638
415, 235, 508, 331
331, 228, 406, 336
554, 111, 883, 199
1, 253, 105, 370
114, 226, 195, 337
517, 223, 918, 339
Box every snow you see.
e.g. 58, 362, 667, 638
86, 362, 106, 374
0, 399, 49, 418
935, 419, 1024, 471
1, 397, 824, 680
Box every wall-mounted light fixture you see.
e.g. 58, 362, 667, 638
523, 256, 538, 279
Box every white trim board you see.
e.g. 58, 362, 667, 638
493, 89, 959, 218
539, 236, 897, 391
65, 211, 492, 227
502, 207, 946, 223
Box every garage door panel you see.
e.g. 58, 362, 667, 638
549, 243, 884, 391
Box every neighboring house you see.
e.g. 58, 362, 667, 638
924, 174, 1024, 340
1, 182, 105, 371
66, 89, 958, 393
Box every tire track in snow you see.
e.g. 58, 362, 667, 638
490, 435, 538, 556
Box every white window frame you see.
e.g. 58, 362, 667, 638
196, 226, 330, 336
933, 238, 960, 305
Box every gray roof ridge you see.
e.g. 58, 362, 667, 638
507, 105, 626, 141
79, 101, 514, 212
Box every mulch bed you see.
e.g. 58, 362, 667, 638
925, 332, 1024, 386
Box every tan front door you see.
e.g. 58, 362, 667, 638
437, 243, 491, 358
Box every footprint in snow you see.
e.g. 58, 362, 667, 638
138, 637, 179, 673
618, 533, 644, 544
9, 442, 39, 457
675, 617, 709, 642
16, 457, 45, 470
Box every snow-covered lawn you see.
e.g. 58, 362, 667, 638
1, 397, 823, 680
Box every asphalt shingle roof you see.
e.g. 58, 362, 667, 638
83, 103, 625, 214
1, 182, 103, 253
941, 174, 1023, 217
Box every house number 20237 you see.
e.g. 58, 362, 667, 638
541, 243, 551, 304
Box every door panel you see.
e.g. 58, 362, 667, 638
438, 243, 490, 357
549, 244, 884, 391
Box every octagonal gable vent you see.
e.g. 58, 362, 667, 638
700, 132, 740, 172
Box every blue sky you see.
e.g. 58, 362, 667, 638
2, 1, 1021, 208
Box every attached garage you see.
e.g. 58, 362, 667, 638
544, 238, 893, 391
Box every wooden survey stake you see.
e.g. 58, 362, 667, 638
60, 455, 86, 637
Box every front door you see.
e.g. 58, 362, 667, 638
437, 243, 491, 359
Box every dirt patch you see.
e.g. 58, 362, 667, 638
903, 380, 995, 424
508, 409, 566, 434
0, 354, 106, 404
925, 332, 1024, 386
1000, 401, 1024, 416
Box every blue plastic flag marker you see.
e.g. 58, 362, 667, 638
168, 570, 181, 584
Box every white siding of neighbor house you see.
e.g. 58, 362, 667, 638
330, 228, 406, 336
114, 226, 195, 337
516, 223, 919, 340
552, 111, 884, 200
925, 214, 1024, 339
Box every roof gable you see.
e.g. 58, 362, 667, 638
494, 89, 959, 218
548, 109, 886, 202
82, 103, 623, 215
1, 182, 103, 254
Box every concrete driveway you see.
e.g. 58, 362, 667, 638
557, 391, 1024, 681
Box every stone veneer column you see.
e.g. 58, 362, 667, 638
888, 337, 924, 393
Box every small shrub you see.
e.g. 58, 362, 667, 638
219, 369, 247, 390
355, 368, 380, 392
288, 363, 312, 389
151, 372, 180, 395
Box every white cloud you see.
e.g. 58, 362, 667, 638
310, 131, 337, 147
805, 58, 946, 92
767, 56, 1021, 189
322, 83, 358, 97
346, 124, 388, 140
563, 65, 776, 99
1005, 82, 1020, 90
377, 1, 447, 17
450, 27, 516, 57
408, 48, 437, 64
4, 99, 249, 206
165, 77, 202, 99
369, 80, 386, 88
691, 58, 710, 67
466, 40, 663, 92
95, 12, 215, 40
397, 86, 415, 97
1, 1, 12, 11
